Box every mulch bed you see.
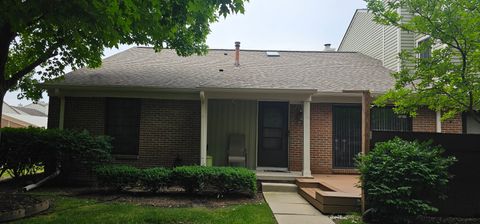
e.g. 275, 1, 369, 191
417, 216, 480, 224
0, 194, 43, 212
68, 188, 264, 208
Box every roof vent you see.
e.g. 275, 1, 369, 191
266, 51, 280, 57
324, 44, 336, 52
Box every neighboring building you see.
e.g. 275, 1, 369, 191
339, 9, 472, 134
2, 102, 48, 128
338, 9, 416, 72
43, 40, 463, 177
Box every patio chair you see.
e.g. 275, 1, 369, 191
228, 134, 246, 167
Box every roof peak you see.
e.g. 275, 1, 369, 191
134, 46, 357, 54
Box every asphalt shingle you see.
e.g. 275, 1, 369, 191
47, 47, 394, 93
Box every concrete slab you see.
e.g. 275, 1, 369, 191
263, 191, 335, 224
262, 182, 297, 192
275, 214, 335, 224
268, 202, 321, 215
263, 192, 309, 204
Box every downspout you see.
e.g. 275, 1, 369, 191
23, 166, 61, 192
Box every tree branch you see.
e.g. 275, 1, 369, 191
0, 24, 16, 85
5, 41, 62, 88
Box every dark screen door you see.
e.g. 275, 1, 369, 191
258, 102, 289, 168
333, 105, 361, 168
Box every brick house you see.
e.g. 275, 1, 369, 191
44, 41, 464, 177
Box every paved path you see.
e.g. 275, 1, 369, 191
263, 191, 335, 224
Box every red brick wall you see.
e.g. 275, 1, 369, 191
64, 97, 106, 135
128, 99, 200, 168
442, 114, 463, 134
310, 103, 333, 174
289, 103, 336, 174
413, 108, 437, 132
53, 97, 201, 168
288, 104, 303, 172
411, 108, 463, 133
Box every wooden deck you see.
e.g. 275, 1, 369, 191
296, 174, 361, 214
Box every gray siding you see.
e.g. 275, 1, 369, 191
338, 10, 383, 61
339, 8, 420, 71
382, 25, 399, 71
207, 100, 257, 169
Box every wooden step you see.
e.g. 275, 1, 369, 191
297, 181, 361, 214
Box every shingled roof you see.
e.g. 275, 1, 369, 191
46, 47, 394, 93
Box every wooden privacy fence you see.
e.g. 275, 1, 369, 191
371, 131, 480, 217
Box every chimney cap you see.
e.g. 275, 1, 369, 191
324, 43, 331, 47
235, 41, 241, 46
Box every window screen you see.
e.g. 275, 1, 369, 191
105, 98, 141, 155
371, 107, 412, 132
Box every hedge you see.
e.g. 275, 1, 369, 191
0, 127, 112, 178
94, 165, 257, 197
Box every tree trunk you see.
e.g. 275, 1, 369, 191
0, 88, 6, 145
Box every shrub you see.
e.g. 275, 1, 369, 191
172, 166, 257, 196
139, 167, 172, 192
357, 138, 456, 224
0, 127, 112, 179
94, 165, 141, 189
94, 165, 257, 196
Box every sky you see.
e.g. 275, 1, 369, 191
4, 0, 367, 106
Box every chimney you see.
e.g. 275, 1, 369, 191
324, 43, 336, 52
235, 41, 240, 66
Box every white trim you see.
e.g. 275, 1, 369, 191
302, 98, 312, 177
416, 35, 431, 45
200, 91, 208, 166
436, 111, 442, 133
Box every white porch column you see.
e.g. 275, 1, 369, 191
436, 111, 442, 133
200, 91, 208, 166
59, 96, 65, 130
302, 97, 312, 177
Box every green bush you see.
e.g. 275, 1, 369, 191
357, 138, 456, 224
94, 165, 141, 189
94, 165, 257, 196
139, 167, 172, 192
0, 127, 112, 179
172, 166, 257, 196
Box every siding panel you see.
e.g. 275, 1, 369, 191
338, 10, 383, 61
207, 100, 257, 169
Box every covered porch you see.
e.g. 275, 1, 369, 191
198, 88, 316, 177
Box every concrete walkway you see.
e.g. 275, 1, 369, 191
263, 191, 335, 224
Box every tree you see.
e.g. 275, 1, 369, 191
0, 0, 246, 120
365, 0, 480, 123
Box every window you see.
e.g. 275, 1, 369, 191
371, 107, 412, 132
105, 98, 141, 155
417, 37, 432, 59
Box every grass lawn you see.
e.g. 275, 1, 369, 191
12, 194, 276, 224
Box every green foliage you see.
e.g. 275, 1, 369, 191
0, 0, 247, 100
172, 166, 257, 196
357, 138, 456, 224
94, 165, 141, 190
0, 127, 112, 179
94, 165, 257, 197
139, 167, 172, 192
366, 0, 480, 122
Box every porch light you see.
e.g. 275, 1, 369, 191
297, 106, 303, 122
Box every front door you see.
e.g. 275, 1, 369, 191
258, 102, 289, 168
332, 105, 361, 168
